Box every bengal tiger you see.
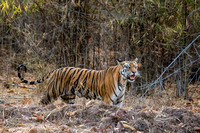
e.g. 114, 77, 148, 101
18, 58, 139, 107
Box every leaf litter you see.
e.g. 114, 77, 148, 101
0, 73, 200, 132
0, 99, 200, 133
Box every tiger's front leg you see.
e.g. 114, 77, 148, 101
115, 95, 125, 108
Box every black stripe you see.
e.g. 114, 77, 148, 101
99, 89, 101, 98
112, 66, 118, 72
95, 72, 99, 95
113, 88, 118, 97
108, 95, 114, 104
109, 67, 113, 71
57, 69, 64, 95
71, 87, 75, 94
42, 77, 45, 82
116, 100, 122, 105
85, 89, 90, 99
47, 70, 57, 84
68, 69, 77, 84
64, 67, 74, 77
88, 70, 93, 78
18, 73, 21, 78
82, 74, 88, 87
110, 74, 118, 97
118, 86, 122, 91
45, 69, 55, 80
93, 72, 97, 94
74, 69, 84, 88
98, 71, 102, 97
52, 83, 57, 99
117, 93, 124, 101
60, 67, 68, 82
23, 80, 28, 83
59, 68, 65, 94
90, 71, 95, 91
56, 69, 61, 81
63, 67, 74, 84
53, 70, 60, 99
66, 97, 75, 100
30, 81, 35, 85
93, 93, 96, 100
47, 93, 51, 103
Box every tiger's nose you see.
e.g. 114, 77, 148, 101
131, 72, 135, 76
132, 71, 136, 74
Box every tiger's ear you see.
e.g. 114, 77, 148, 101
135, 58, 138, 63
134, 58, 142, 68
117, 58, 122, 63
117, 58, 124, 66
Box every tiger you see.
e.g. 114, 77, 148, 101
18, 58, 139, 107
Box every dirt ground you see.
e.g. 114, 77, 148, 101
0, 72, 200, 133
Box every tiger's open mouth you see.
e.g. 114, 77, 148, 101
128, 73, 135, 81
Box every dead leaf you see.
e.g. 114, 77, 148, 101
67, 110, 73, 116
24, 88, 29, 91
86, 101, 92, 107
29, 117, 37, 121
122, 123, 136, 131
22, 98, 31, 105
1, 128, 9, 133
178, 123, 184, 127
91, 127, 99, 132
56, 121, 62, 126
55, 106, 61, 109
37, 115, 44, 122
17, 124, 24, 126
32, 114, 38, 117
136, 131, 144, 133
62, 126, 70, 132
5, 103, 11, 106
194, 127, 200, 132
192, 108, 198, 113
29, 128, 37, 133
7, 90, 14, 93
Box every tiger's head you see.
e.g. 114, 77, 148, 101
117, 58, 140, 82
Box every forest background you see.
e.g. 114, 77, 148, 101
0, 0, 200, 132
0, 0, 200, 99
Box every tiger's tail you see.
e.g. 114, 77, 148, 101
18, 64, 48, 85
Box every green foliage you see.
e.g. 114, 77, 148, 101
0, 0, 22, 18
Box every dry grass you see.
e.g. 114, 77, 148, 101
0, 51, 200, 132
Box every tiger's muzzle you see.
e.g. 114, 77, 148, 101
127, 71, 137, 82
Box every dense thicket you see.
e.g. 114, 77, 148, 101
0, 0, 199, 97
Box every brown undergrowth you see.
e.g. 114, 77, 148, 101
0, 71, 200, 132
0, 52, 200, 132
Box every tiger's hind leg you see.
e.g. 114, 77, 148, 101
61, 94, 76, 104
40, 90, 59, 105
40, 92, 52, 105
